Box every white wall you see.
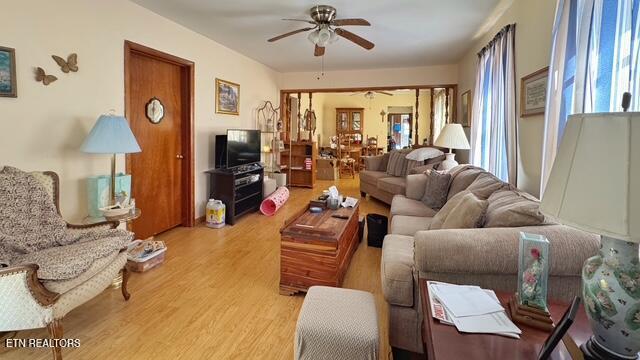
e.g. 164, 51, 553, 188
457, 0, 556, 197
281, 65, 458, 90
1, 0, 280, 221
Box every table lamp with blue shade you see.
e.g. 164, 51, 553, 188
81, 113, 141, 204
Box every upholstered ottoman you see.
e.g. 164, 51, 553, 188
294, 286, 379, 360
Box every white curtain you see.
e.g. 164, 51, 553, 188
432, 89, 447, 141
541, 0, 640, 193
470, 24, 518, 184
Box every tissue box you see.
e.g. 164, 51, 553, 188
87, 173, 131, 217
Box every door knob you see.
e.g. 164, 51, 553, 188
176, 154, 184, 159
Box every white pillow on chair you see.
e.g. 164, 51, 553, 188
405, 147, 444, 161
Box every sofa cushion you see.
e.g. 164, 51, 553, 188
381, 234, 415, 307
42, 250, 119, 293
429, 190, 471, 230
390, 215, 432, 236
409, 163, 437, 175
421, 170, 452, 210
391, 195, 438, 218
484, 190, 548, 228
386, 151, 409, 177
377, 177, 406, 196
360, 170, 392, 185
441, 192, 488, 229
447, 166, 484, 200
466, 173, 507, 199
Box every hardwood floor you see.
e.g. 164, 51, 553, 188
1, 176, 392, 360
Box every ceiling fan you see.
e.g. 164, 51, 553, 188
351, 91, 394, 100
267, 5, 374, 57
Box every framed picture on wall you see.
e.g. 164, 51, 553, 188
215, 78, 239, 115
0, 46, 17, 98
520, 67, 549, 117
460, 90, 471, 127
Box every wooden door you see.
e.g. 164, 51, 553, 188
125, 42, 194, 239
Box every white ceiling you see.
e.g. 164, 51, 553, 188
131, 0, 500, 72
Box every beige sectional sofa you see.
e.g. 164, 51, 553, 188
360, 151, 445, 204
380, 165, 600, 354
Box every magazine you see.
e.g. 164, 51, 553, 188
127, 239, 167, 262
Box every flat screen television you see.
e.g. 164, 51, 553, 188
226, 129, 260, 169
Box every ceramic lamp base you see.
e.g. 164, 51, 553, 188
582, 236, 640, 359
581, 336, 639, 360
440, 152, 459, 171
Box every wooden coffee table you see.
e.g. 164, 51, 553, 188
279, 203, 360, 295
420, 279, 592, 359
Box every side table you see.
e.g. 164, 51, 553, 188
419, 279, 591, 359
84, 209, 141, 288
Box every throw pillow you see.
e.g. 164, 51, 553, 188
421, 169, 451, 210
405, 159, 423, 175
406, 147, 445, 161
429, 190, 470, 230
386, 151, 408, 177
466, 173, 507, 199
484, 190, 548, 228
447, 167, 484, 200
380, 152, 391, 170
441, 192, 488, 229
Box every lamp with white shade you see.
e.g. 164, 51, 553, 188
540, 111, 639, 360
81, 113, 141, 205
433, 123, 470, 170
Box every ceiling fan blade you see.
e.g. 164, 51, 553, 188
282, 18, 316, 25
331, 18, 370, 26
314, 45, 325, 57
335, 28, 374, 50
376, 91, 394, 96
268, 27, 313, 42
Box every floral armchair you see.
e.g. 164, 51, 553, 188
0, 171, 131, 360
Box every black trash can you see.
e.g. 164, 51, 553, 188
366, 213, 388, 248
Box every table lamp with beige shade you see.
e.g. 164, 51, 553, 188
433, 123, 470, 170
540, 110, 639, 359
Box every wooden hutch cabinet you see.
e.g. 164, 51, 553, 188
336, 108, 364, 143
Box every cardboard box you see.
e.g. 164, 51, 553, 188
317, 158, 338, 180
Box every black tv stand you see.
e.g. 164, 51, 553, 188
206, 164, 264, 225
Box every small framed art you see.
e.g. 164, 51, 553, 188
460, 90, 471, 127
215, 78, 239, 115
0, 46, 17, 98
520, 67, 549, 117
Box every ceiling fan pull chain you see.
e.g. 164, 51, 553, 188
316, 55, 325, 80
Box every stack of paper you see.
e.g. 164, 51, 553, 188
427, 281, 522, 339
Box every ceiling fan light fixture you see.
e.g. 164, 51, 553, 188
329, 30, 338, 44
307, 30, 320, 44
317, 26, 332, 47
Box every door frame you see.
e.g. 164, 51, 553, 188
124, 40, 195, 228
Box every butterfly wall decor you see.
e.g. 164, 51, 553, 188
51, 53, 78, 73
35, 67, 57, 86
